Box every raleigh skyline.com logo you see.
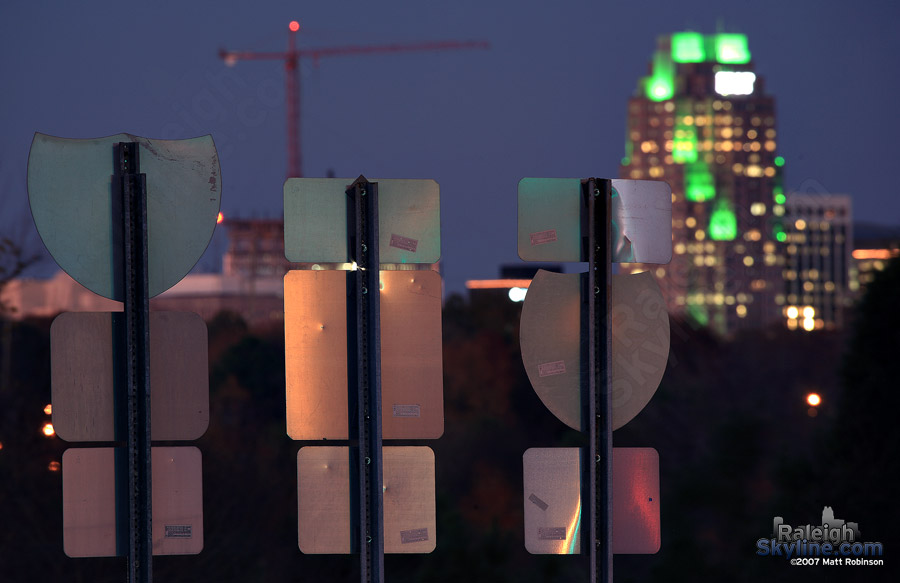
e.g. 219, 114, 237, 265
756, 506, 884, 566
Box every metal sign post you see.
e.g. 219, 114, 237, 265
584, 178, 612, 583
117, 142, 153, 583
518, 176, 672, 578
347, 176, 385, 583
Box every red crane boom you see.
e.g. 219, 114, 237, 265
219, 21, 489, 179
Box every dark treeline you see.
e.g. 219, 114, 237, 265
1, 259, 898, 582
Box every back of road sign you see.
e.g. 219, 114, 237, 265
519, 270, 670, 431
284, 178, 440, 264
284, 270, 444, 440
517, 178, 672, 264
27, 133, 221, 300
523, 447, 660, 555
297, 446, 436, 554
50, 312, 209, 442
63, 447, 204, 557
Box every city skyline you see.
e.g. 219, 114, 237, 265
3, 4, 899, 575
2, 2, 899, 297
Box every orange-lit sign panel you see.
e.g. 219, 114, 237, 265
62, 447, 203, 557
284, 270, 443, 440
298, 446, 436, 554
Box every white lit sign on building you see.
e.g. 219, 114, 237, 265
714, 71, 756, 96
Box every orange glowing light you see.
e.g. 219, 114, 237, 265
0, 441, 4, 451
48, 461, 61, 472
806, 393, 821, 407
44, 403, 52, 415
852, 248, 898, 260
217, 211, 224, 224
289, 20, 300, 32
465, 279, 532, 290
42, 423, 55, 437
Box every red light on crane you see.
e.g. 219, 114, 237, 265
289, 21, 300, 32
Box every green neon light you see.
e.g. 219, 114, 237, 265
645, 51, 675, 101
709, 200, 737, 241
773, 221, 786, 242
687, 302, 709, 326
774, 156, 785, 167
671, 32, 706, 63
773, 185, 785, 204
684, 162, 715, 201
622, 137, 633, 167
715, 34, 751, 64
672, 107, 698, 164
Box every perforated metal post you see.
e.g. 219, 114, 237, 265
117, 142, 152, 583
346, 176, 385, 583
582, 178, 612, 583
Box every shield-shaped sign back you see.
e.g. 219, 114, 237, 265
28, 133, 221, 300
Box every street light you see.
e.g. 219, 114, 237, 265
806, 392, 821, 417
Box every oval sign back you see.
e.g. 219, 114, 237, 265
520, 269, 670, 431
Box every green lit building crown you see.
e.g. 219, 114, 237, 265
620, 31, 786, 333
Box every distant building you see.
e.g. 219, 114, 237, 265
150, 273, 285, 325
852, 222, 900, 296
2, 270, 285, 327
223, 218, 295, 278
781, 193, 852, 331
620, 31, 785, 335
1, 270, 120, 318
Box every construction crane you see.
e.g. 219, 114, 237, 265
220, 20, 489, 179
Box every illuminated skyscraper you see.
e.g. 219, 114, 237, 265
621, 32, 785, 334
782, 193, 852, 331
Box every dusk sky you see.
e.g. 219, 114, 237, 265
2, 0, 898, 294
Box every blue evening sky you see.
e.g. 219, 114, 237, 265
2, 1, 898, 293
